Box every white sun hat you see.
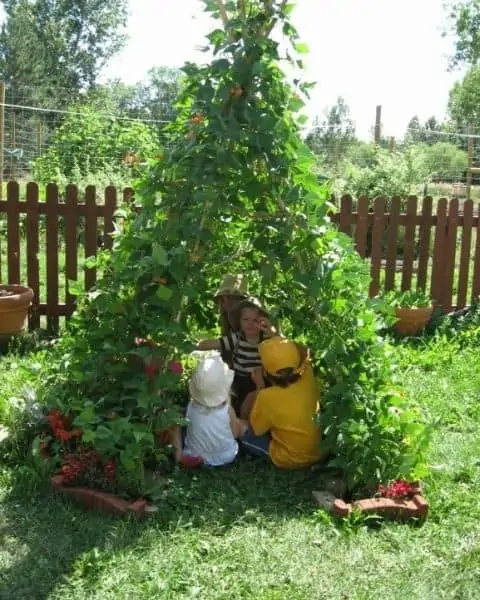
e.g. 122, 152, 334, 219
189, 354, 234, 408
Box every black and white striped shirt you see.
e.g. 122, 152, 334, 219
219, 331, 263, 377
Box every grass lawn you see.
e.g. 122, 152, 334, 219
0, 336, 479, 600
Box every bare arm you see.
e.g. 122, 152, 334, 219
228, 405, 248, 438
197, 339, 221, 351
240, 390, 259, 420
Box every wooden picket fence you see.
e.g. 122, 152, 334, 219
331, 195, 480, 312
1, 182, 480, 330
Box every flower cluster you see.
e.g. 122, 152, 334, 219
377, 480, 418, 499
61, 449, 117, 486
47, 409, 82, 442
134, 337, 183, 380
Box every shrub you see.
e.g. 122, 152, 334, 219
32, 101, 159, 185
334, 146, 427, 204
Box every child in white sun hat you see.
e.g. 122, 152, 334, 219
171, 354, 247, 467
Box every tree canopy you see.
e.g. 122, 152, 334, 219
0, 0, 128, 108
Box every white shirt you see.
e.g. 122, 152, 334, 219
183, 400, 238, 466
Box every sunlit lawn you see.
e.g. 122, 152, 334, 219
0, 333, 479, 599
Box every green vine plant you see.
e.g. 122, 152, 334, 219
40, 0, 431, 496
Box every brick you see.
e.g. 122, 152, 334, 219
313, 490, 429, 521
50, 476, 149, 518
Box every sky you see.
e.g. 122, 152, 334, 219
102, 0, 462, 140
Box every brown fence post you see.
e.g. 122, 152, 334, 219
65, 184, 79, 318
431, 198, 448, 307
442, 198, 459, 312
416, 196, 433, 292
104, 186, 117, 251
26, 182, 40, 329
471, 202, 480, 302
385, 196, 400, 291
457, 199, 473, 309
369, 197, 385, 297
338, 195, 353, 235
400, 196, 418, 291
6, 181, 21, 284
45, 183, 59, 331
355, 197, 369, 258
84, 185, 98, 292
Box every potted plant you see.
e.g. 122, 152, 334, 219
0, 283, 34, 340
383, 289, 433, 337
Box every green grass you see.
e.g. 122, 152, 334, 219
1, 337, 480, 599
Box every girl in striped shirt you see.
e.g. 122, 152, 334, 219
197, 298, 276, 415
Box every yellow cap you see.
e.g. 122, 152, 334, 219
259, 336, 302, 376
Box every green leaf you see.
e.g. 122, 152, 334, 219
152, 243, 169, 266
156, 285, 173, 301
83, 255, 97, 269
67, 279, 84, 296
295, 42, 309, 54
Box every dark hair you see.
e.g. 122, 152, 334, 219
264, 368, 301, 388
228, 297, 269, 332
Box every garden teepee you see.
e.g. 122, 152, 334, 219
42, 0, 430, 494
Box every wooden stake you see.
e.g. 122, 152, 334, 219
0, 82, 5, 200
374, 105, 382, 144
466, 127, 474, 201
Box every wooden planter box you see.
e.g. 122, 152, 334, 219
51, 475, 149, 518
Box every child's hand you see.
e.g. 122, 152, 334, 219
251, 366, 265, 389
258, 318, 276, 337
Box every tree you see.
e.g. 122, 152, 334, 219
404, 115, 444, 145
98, 67, 184, 141
306, 97, 356, 167
448, 65, 480, 130
0, 0, 128, 107
40, 0, 430, 496
445, 0, 480, 70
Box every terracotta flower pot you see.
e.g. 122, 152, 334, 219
394, 306, 433, 337
0, 284, 34, 337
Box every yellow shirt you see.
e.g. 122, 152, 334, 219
249, 364, 322, 469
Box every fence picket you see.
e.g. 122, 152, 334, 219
2, 184, 480, 326
400, 196, 417, 291
442, 198, 459, 312
416, 196, 432, 292
472, 203, 480, 302
45, 183, 59, 330
104, 186, 117, 251
431, 198, 448, 306
457, 200, 473, 309
338, 195, 352, 235
26, 182, 40, 329
6, 181, 20, 284
355, 196, 369, 257
369, 197, 385, 297
65, 185, 78, 317
385, 196, 401, 291
84, 186, 98, 292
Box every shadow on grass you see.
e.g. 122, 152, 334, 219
0, 456, 330, 599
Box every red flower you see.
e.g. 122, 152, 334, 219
169, 360, 183, 375
378, 480, 417, 499
144, 362, 159, 380
104, 458, 116, 481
